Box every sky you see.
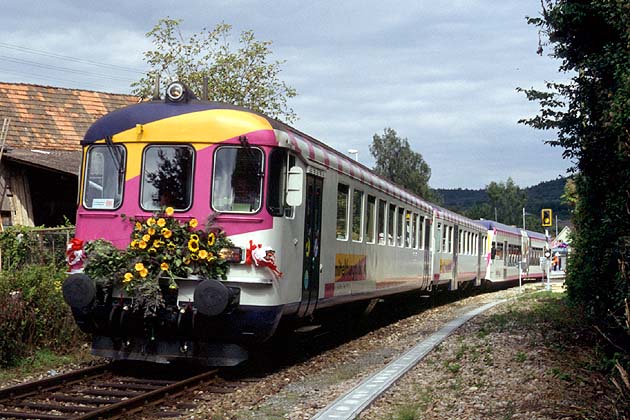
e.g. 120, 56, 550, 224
0, 0, 572, 189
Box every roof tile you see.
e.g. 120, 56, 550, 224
0, 82, 137, 151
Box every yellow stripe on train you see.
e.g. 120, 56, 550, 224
111, 109, 273, 144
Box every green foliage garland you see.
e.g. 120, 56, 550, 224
84, 207, 234, 317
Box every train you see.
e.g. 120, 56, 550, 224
62, 82, 550, 366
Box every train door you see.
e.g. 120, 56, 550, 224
451, 225, 459, 290
297, 173, 323, 317
422, 217, 432, 288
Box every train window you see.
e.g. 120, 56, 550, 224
424, 218, 431, 251
366, 195, 376, 244
83, 145, 126, 210
412, 213, 419, 248
267, 149, 295, 218
459, 230, 464, 254
336, 184, 349, 240
495, 242, 504, 260
441, 225, 448, 252
352, 189, 364, 242
418, 216, 425, 249
212, 146, 263, 213
449, 226, 454, 253
141, 145, 194, 211
377, 199, 386, 245
388, 204, 396, 246
397, 208, 404, 247
404, 211, 412, 248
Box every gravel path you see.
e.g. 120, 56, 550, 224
188, 283, 622, 419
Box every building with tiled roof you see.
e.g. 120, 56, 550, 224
0, 82, 138, 227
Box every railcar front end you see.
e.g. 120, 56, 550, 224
63, 84, 305, 366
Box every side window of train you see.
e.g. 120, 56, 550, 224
83, 144, 126, 210
397, 209, 404, 247
352, 189, 364, 242
377, 199, 386, 245
366, 195, 376, 244
412, 213, 419, 248
212, 146, 264, 213
336, 184, 349, 240
418, 216, 425, 249
267, 149, 296, 218
141, 145, 194, 211
388, 204, 396, 246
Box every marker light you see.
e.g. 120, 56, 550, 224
166, 82, 185, 102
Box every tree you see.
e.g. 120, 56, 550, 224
519, 1, 630, 329
486, 178, 528, 226
369, 128, 432, 200
132, 19, 297, 123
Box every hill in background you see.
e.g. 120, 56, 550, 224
435, 177, 571, 227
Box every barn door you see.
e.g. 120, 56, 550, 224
297, 174, 323, 317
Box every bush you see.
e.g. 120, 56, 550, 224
0, 265, 86, 368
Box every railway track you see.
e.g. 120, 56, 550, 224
0, 362, 234, 419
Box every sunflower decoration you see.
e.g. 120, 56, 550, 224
85, 207, 234, 317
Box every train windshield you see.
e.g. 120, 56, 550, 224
141, 145, 194, 211
83, 145, 125, 210
212, 146, 263, 213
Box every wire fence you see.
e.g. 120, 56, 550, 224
0, 227, 74, 271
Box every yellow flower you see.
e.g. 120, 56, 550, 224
198, 250, 208, 260
190, 234, 200, 242
135, 222, 143, 231
157, 218, 166, 227
130, 240, 138, 249
123, 272, 134, 283
139, 268, 148, 278
190, 254, 199, 261
207, 232, 216, 247
167, 242, 176, 250
160, 262, 169, 271
189, 218, 198, 228
139, 240, 148, 249
148, 227, 156, 236
183, 257, 191, 265
153, 239, 164, 248
147, 217, 156, 226
169, 283, 178, 290
142, 234, 151, 242
162, 228, 172, 239
165, 207, 175, 216
134, 262, 145, 272
188, 239, 200, 252
148, 247, 157, 254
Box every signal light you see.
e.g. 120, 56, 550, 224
541, 208, 553, 227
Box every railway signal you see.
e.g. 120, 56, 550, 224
541, 208, 553, 227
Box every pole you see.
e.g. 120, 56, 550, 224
522, 207, 525, 230
518, 260, 522, 292
555, 215, 558, 237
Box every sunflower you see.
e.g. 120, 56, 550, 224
188, 239, 200, 252
207, 232, 216, 246
190, 234, 200, 242
165, 207, 175, 216
189, 218, 199, 228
